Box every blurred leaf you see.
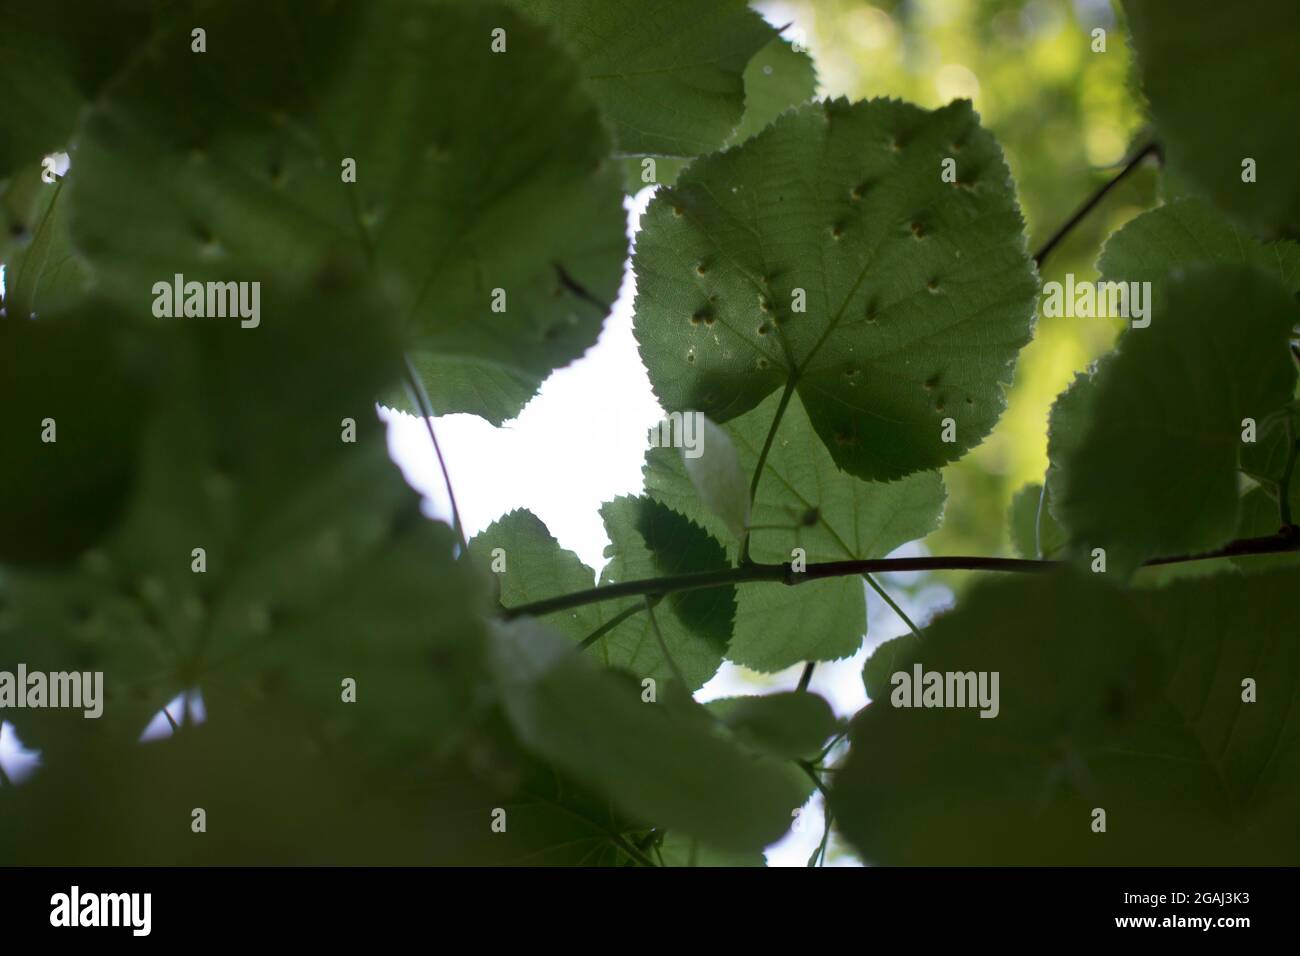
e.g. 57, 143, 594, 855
0, 0, 169, 177
0, 172, 86, 318
1125, 0, 1300, 238
67, 0, 627, 424
1050, 266, 1298, 574
490, 619, 805, 852
707, 691, 839, 760
0, 287, 489, 763
0, 304, 146, 565
633, 97, 1038, 481
837, 568, 1300, 864
1098, 197, 1300, 294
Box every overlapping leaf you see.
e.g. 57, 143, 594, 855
67, 0, 627, 424
633, 97, 1038, 481
1007, 482, 1066, 559
1124, 0, 1300, 238
0, 0, 171, 177
1047, 265, 1298, 574
0, 165, 87, 318
512, 0, 774, 158
837, 568, 1300, 864
490, 619, 805, 852
469, 499, 735, 690
1097, 198, 1300, 294
0, 287, 490, 763
645, 390, 945, 670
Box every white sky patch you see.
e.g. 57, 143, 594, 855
0, 721, 41, 785
139, 689, 207, 742
384, 181, 955, 865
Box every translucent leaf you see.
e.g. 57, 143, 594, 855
512, 0, 775, 157
645, 390, 945, 670
633, 97, 1038, 481
470, 502, 735, 690
1007, 482, 1066, 559
0, 164, 87, 318
617, 35, 817, 194
727, 37, 819, 146
596, 496, 735, 689
681, 416, 750, 540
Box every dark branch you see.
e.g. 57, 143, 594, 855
500, 528, 1300, 620
1033, 141, 1160, 269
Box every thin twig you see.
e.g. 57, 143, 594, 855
577, 603, 647, 651
796, 661, 815, 692
741, 378, 799, 564
864, 573, 924, 640
402, 353, 467, 552
1033, 141, 1160, 268
645, 597, 687, 687
1278, 417, 1297, 527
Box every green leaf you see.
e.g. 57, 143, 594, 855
1050, 265, 1298, 574
424, 737, 654, 866
490, 619, 806, 852
1008, 482, 1066, 559
1240, 402, 1300, 487
468, 509, 605, 644
707, 691, 839, 759
0, 713, 444, 864
1232, 483, 1300, 572
511, 0, 775, 158
0, 305, 147, 567
836, 568, 1300, 864
596, 496, 735, 690
1097, 197, 1300, 294
66, 0, 627, 424
617, 36, 817, 194
655, 832, 765, 867
1124, 0, 1300, 238
727, 37, 819, 147
633, 97, 1038, 481
470, 502, 734, 690
0, 0, 166, 177
0, 171, 86, 318
645, 389, 945, 671
0, 287, 489, 761
682, 416, 750, 540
